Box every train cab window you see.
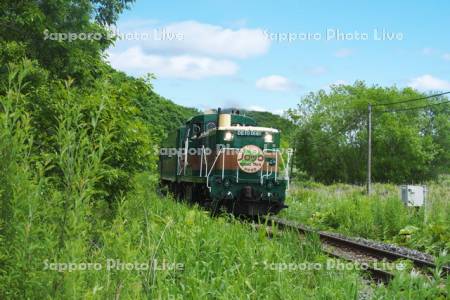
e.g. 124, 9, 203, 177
192, 123, 202, 137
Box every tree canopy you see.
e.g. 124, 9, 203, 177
0, 1, 197, 201
288, 81, 450, 184
0, 0, 134, 84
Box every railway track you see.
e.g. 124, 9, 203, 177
169, 193, 448, 283
260, 216, 450, 283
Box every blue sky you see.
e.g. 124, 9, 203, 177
107, 0, 450, 114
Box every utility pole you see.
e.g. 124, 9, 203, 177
290, 147, 295, 180
367, 103, 372, 195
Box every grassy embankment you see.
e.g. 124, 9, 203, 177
281, 180, 450, 257
4, 170, 448, 298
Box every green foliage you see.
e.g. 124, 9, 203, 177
0, 60, 195, 201
0, 67, 56, 298
244, 110, 295, 140
91, 0, 136, 26
283, 181, 450, 256
288, 81, 450, 183
0, 62, 198, 298
0, 0, 133, 84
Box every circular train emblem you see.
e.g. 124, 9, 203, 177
237, 145, 264, 173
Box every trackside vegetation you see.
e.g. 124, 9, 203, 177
282, 181, 450, 257
1, 1, 449, 299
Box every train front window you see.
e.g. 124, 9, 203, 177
192, 123, 202, 137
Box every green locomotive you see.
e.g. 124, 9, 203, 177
159, 109, 291, 215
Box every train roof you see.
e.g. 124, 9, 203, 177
186, 113, 257, 126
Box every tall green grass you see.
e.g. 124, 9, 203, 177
282, 181, 450, 256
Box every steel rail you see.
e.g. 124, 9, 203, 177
261, 216, 449, 281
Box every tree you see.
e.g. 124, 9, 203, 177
0, 0, 134, 84
288, 81, 450, 184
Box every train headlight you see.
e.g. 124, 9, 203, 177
264, 132, 273, 143
224, 131, 234, 141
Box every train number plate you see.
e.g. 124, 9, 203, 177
236, 130, 262, 136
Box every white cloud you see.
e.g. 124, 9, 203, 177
442, 53, 450, 61
114, 20, 270, 59
334, 48, 353, 58
408, 74, 450, 91
255, 75, 296, 91
306, 66, 327, 76
108, 47, 238, 79
108, 20, 271, 79
422, 47, 436, 55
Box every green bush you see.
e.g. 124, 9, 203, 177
283, 182, 449, 256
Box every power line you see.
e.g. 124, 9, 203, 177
299, 98, 448, 146
372, 91, 450, 107
337, 91, 450, 111
379, 100, 450, 113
